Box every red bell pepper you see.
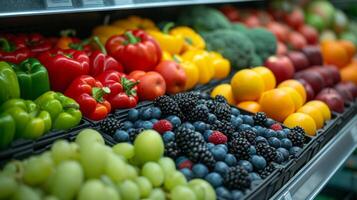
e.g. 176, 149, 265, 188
65, 75, 111, 120
90, 36, 123, 76
96, 70, 139, 109
0, 37, 31, 64
38, 49, 90, 92
12, 33, 53, 56
105, 30, 162, 73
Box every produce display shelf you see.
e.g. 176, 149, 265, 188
0, 0, 260, 18
270, 115, 357, 200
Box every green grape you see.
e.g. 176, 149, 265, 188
171, 185, 197, 200
104, 185, 120, 200
126, 164, 138, 180
113, 143, 135, 160
141, 162, 164, 187
23, 154, 54, 186
2, 160, 24, 179
12, 184, 41, 200
158, 157, 176, 179
134, 130, 164, 164
164, 171, 187, 191
0, 174, 17, 199
148, 188, 166, 200
105, 152, 128, 182
77, 180, 106, 200
135, 176, 152, 198
51, 140, 79, 164
128, 155, 141, 166
188, 179, 216, 200
50, 160, 83, 200
118, 180, 140, 200
75, 129, 105, 147
79, 142, 107, 179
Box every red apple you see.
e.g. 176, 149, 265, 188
155, 61, 187, 94
298, 25, 319, 45
309, 66, 334, 87
219, 5, 240, 22
129, 70, 166, 101
284, 8, 304, 29
264, 55, 295, 83
302, 46, 323, 66
295, 70, 325, 94
287, 51, 310, 71
338, 81, 357, 98
334, 83, 354, 102
276, 41, 288, 55
316, 88, 345, 113
297, 78, 315, 101
324, 65, 341, 85
287, 31, 307, 50
266, 22, 289, 42
243, 15, 261, 28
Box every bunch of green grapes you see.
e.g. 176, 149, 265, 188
0, 129, 216, 200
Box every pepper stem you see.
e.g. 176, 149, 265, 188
172, 55, 181, 63
162, 22, 175, 34
0, 38, 12, 52
124, 32, 140, 44
60, 29, 76, 37
92, 87, 111, 103
92, 36, 107, 55
121, 77, 139, 96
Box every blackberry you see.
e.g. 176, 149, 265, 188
164, 141, 180, 158
253, 112, 267, 125
228, 136, 251, 160
99, 117, 123, 135
205, 100, 216, 112
239, 130, 257, 145
172, 92, 199, 114
154, 95, 184, 119
211, 120, 235, 136
288, 126, 305, 147
224, 166, 251, 190
258, 164, 276, 179
213, 103, 232, 122
256, 143, 277, 163
186, 104, 210, 122
128, 128, 144, 142
214, 95, 228, 104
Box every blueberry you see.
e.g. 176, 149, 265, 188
192, 164, 209, 178
175, 156, 188, 166
216, 187, 232, 199
276, 130, 287, 139
268, 137, 281, 148
256, 136, 268, 144
231, 107, 240, 116
162, 131, 175, 143
281, 138, 293, 149
142, 121, 153, 129
251, 127, 258, 133
203, 130, 213, 141
151, 107, 162, 119
231, 190, 244, 200
231, 117, 243, 128
206, 143, 215, 149
239, 160, 253, 172
290, 146, 302, 157
263, 129, 275, 138
150, 119, 158, 124
275, 151, 285, 163
141, 108, 152, 120
255, 126, 265, 136
224, 154, 237, 166
283, 128, 291, 135
249, 146, 256, 155
277, 148, 290, 160
208, 113, 217, 123
193, 121, 207, 132
265, 118, 276, 127
122, 121, 134, 130
205, 172, 223, 187
211, 146, 227, 161
239, 124, 251, 131
250, 155, 267, 170
114, 130, 129, 142
134, 120, 144, 128
180, 168, 193, 180
181, 122, 195, 130
248, 172, 262, 181
166, 115, 181, 128
214, 161, 229, 176
216, 144, 228, 153
243, 115, 254, 126
128, 109, 139, 121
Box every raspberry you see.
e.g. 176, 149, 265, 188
208, 131, 228, 144
270, 123, 283, 131
153, 120, 173, 134
178, 160, 193, 169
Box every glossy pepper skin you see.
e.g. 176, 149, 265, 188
92, 25, 124, 45
13, 58, 50, 100
0, 37, 31, 64
181, 50, 215, 84
0, 99, 52, 139
0, 61, 20, 105
170, 26, 206, 53
147, 22, 184, 55
96, 70, 139, 110
35, 91, 82, 131
112, 16, 158, 31
12, 33, 53, 56
65, 75, 111, 121
106, 30, 162, 73
0, 113, 15, 149
38, 49, 90, 92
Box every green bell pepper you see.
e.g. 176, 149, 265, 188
35, 91, 82, 131
13, 58, 50, 100
0, 61, 20, 104
0, 113, 15, 149
0, 99, 51, 139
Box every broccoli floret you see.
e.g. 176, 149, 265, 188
243, 28, 277, 62
177, 6, 231, 33
231, 23, 248, 32
202, 29, 255, 69
250, 53, 263, 67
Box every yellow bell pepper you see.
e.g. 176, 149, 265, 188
92, 25, 124, 44
112, 16, 158, 31
147, 23, 184, 55
172, 55, 199, 90
170, 26, 206, 53
209, 51, 231, 79
162, 51, 173, 61
181, 50, 214, 84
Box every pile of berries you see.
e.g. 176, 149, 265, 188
99, 92, 307, 199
